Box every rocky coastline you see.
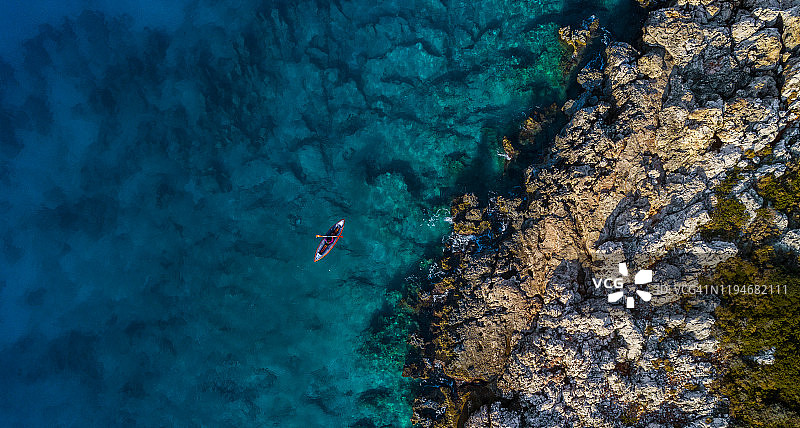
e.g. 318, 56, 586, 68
405, 0, 800, 426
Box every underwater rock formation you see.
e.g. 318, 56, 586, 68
407, 0, 800, 426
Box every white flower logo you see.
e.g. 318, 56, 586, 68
608, 263, 652, 308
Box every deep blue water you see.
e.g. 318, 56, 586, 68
0, 0, 640, 426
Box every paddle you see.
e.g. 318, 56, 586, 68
316, 235, 343, 238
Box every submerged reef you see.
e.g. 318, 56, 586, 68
406, 0, 800, 426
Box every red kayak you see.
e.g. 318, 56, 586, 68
314, 219, 345, 262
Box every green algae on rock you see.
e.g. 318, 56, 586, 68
757, 163, 800, 227
703, 161, 800, 427
700, 169, 750, 242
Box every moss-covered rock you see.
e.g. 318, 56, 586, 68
700, 168, 751, 242
711, 255, 800, 427
707, 160, 800, 427
701, 196, 749, 241
757, 164, 800, 227
747, 208, 782, 246
452, 220, 491, 236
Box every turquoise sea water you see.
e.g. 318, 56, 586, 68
0, 1, 641, 426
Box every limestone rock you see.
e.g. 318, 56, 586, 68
777, 229, 800, 254
753, 3, 781, 26
643, 9, 704, 67
750, 347, 776, 365
637, 50, 667, 79
605, 43, 640, 90
577, 66, 603, 90
782, 57, 800, 121
408, 0, 800, 425
464, 405, 488, 428
717, 97, 780, 152
782, 6, 800, 51
733, 28, 781, 71
731, 14, 760, 44
465, 403, 522, 428
559, 16, 599, 59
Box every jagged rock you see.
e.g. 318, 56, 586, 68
717, 97, 780, 152
737, 187, 763, 226
637, 50, 668, 79
464, 404, 489, 427
412, 393, 448, 427
605, 43, 640, 90
782, 57, 800, 121
643, 9, 705, 67
782, 6, 800, 51
776, 211, 789, 231
408, 0, 800, 425
489, 402, 522, 428
733, 28, 781, 70
638, 202, 711, 261
750, 347, 776, 365
777, 229, 800, 254
559, 16, 600, 59
752, 2, 781, 26
577, 66, 603, 90
686, 240, 739, 267
731, 14, 761, 44
464, 403, 522, 428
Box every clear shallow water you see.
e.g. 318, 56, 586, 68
0, 0, 639, 426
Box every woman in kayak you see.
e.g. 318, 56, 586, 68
314, 219, 345, 262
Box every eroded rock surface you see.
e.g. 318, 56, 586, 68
407, 0, 800, 426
